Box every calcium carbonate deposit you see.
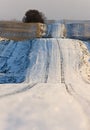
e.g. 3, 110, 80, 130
0, 21, 90, 130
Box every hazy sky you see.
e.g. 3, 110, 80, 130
0, 0, 90, 20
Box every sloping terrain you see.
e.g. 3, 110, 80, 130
0, 38, 90, 130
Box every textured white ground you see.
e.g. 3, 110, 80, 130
0, 38, 90, 130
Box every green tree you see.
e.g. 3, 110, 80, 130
22, 9, 46, 23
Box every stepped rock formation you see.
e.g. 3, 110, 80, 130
0, 21, 90, 130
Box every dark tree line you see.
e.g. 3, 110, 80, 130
22, 9, 46, 24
